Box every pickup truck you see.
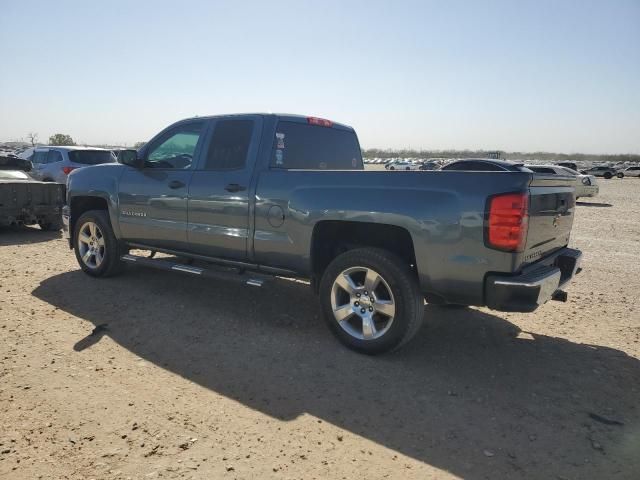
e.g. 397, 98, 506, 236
63, 114, 582, 354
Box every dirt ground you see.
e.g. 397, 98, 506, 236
1, 179, 639, 480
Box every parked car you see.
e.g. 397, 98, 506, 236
621, 166, 640, 177
64, 113, 583, 354
29, 146, 115, 183
385, 160, 419, 170
0, 155, 64, 229
581, 165, 623, 179
556, 162, 578, 171
526, 165, 599, 199
439, 158, 528, 172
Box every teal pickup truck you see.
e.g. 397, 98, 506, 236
63, 114, 582, 354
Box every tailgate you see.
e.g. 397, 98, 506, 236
522, 175, 575, 266
0, 181, 66, 210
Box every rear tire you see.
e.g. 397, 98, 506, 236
73, 210, 125, 277
617, 172, 624, 178
604, 172, 612, 179
319, 247, 425, 354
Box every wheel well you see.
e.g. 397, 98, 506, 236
70, 196, 109, 236
310, 221, 418, 290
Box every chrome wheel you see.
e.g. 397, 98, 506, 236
330, 266, 396, 340
77, 221, 105, 269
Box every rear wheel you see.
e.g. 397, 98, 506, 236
617, 172, 624, 178
604, 172, 612, 179
319, 248, 425, 354
73, 210, 125, 277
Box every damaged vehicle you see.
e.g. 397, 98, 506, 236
0, 156, 65, 230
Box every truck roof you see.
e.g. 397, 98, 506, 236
179, 113, 355, 131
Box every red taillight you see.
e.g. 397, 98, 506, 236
487, 193, 529, 252
307, 116, 333, 127
62, 166, 76, 175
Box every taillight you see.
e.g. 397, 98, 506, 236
62, 166, 76, 175
487, 193, 529, 252
307, 116, 333, 127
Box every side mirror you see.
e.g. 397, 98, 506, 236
118, 149, 143, 168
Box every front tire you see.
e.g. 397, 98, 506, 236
617, 172, 624, 178
319, 248, 425, 354
604, 172, 612, 179
73, 210, 124, 277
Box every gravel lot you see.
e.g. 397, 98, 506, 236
1, 179, 639, 479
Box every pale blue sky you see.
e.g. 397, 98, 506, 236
1, 0, 638, 153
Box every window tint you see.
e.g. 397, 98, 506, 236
68, 150, 113, 165
204, 120, 253, 170
33, 151, 48, 164
146, 122, 204, 169
46, 150, 63, 164
442, 161, 505, 171
270, 122, 362, 170
528, 167, 557, 174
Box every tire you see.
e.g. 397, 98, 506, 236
73, 209, 125, 277
617, 172, 624, 178
390, 166, 395, 170
319, 247, 425, 354
604, 172, 612, 179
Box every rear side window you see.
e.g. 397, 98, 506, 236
68, 150, 113, 165
528, 167, 557, 174
33, 151, 48, 164
47, 150, 63, 164
270, 122, 362, 170
204, 120, 253, 170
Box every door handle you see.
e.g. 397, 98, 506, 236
225, 183, 246, 193
168, 180, 185, 189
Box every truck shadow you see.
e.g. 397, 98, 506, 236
0, 225, 61, 245
33, 268, 640, 479
576, 201, 613, 208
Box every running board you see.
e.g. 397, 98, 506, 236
121, 254, 268, 287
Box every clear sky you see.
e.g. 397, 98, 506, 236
1, 0, 638, 153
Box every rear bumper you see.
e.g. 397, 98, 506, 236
485, 247, 582, 312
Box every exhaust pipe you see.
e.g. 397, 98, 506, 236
551, 290, 568, 302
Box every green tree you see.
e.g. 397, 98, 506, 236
49, 133, 75, 146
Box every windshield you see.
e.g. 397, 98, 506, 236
68, 150, 114, 165
0, 170, 29, 180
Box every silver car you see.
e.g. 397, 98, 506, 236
28, 146, 115, 183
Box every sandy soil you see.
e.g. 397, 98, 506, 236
1, 179, 639, 480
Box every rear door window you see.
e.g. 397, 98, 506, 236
528, 167, 557, 174
270, 122, 362, 170
204, 120, 253, 170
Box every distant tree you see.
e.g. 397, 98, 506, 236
26, 132, 39, 147
133, 141, 146, 149
49, 133, 75, 146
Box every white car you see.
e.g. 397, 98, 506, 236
526, 165, 599, 199
386, 161, 420, 170
622, 166, 640, 177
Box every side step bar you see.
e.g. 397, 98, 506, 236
121, 254, 269, 287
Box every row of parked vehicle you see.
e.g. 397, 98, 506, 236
374, 157, 640, 179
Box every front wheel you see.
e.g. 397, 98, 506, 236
319, 248, 425, 354
73, 210, 125, 277
604, 172, 612, 179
